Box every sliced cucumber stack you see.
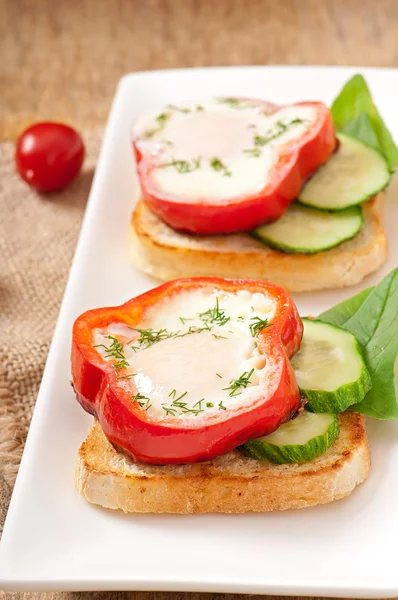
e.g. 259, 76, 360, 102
291, 318, 372, 413
299, 133, 391, 210
251, 203, 363, 254
240, 410, 339, 464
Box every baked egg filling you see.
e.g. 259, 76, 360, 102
94, 288, 278, 420
132, 99, 317, 202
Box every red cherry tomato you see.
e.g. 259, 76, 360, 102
15, 122, 85, 192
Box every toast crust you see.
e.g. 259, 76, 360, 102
76, 412, 370, 513
129, 194, 387, 292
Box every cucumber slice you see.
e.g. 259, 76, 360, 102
239, 410, 339, 464
251, 203, 363, 254
291, 318, 372, 413
299, 133, 391, 210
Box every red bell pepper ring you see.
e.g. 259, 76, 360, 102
132, 99, 336, 235
72, 278, 303, 464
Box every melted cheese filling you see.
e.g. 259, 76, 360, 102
94, 288, 278, 421
132, 99, 317, 202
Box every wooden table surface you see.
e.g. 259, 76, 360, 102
2, 0, 398, 140
1, 0, 398, 598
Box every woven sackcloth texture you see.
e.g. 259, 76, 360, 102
0, 129, 103, 529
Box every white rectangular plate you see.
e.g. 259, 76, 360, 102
1, 66, 398, 596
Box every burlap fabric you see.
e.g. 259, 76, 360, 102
0, 129, 103, 530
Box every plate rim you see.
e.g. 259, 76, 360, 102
1, 64, 398, 595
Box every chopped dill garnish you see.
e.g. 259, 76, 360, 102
223, 368, 255, 397
176, 324, 210, 337
254, 118, 304, 147
144, 128, 158, 138
210, 157, 231, 177
94, 335, 129, 370
144, 111, 171, 138
158, 157, 201, 174
174, 391, 188, 403
198, 298, 230, 328
133, 392, 152, 411
243, 148, 261, 158
249, 317, 272, 337
207, 402, 214, 408
162, 391, 205, 417
116, 373, 137, 380
216, 373, 222, 378
113, 360, 129, 370
132, 392, 149, 401
179, 316, 194, 324
162, 405, 178, 416
156, 112, 169, 124
166, 104, 191, 114
130, 327, 176, 348
139, 399, 152, 411
123, 298, 232, 351
218, 97, 242, 109
192, 398, 205, 410
218, 401, 227, 410
212, 333, 227, 340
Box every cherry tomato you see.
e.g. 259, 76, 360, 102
15, 122, 85, 192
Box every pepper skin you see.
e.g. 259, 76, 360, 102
133, 100, 336, 234
72, 278, 303, 464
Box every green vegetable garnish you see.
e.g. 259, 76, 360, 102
161, 392, 206, 417
94, 335, 129, 370
210, 157, 231, 177
254, 119, 304, 148
331, 74, 398, 170
132, 393, 152, 411
319, 268, 398, 419
166, 104, 191, 114
218, 98, 242, 109
158, 157, 201, 174
223, 368, 255, 397
319, 287, 374, 329
198, 298, 230, 328
249, 316, 271, 337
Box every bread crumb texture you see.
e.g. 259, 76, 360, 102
76, 412, 370, 513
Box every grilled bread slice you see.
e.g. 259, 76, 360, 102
129, 194, 387, 292
76, 412, 370, 514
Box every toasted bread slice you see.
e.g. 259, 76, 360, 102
76, 412, 370, 514
129, 194, 387, 292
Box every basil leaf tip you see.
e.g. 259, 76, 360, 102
331, 74, 398, 170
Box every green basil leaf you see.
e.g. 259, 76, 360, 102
327, 269, 398, 419
318, 269, 398, 418
345, 269, 398, 418
342, 114, 380, 153
319, 286, 374, 328
331, 74, 398, 170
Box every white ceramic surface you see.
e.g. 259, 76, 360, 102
1, 66, 397, 595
